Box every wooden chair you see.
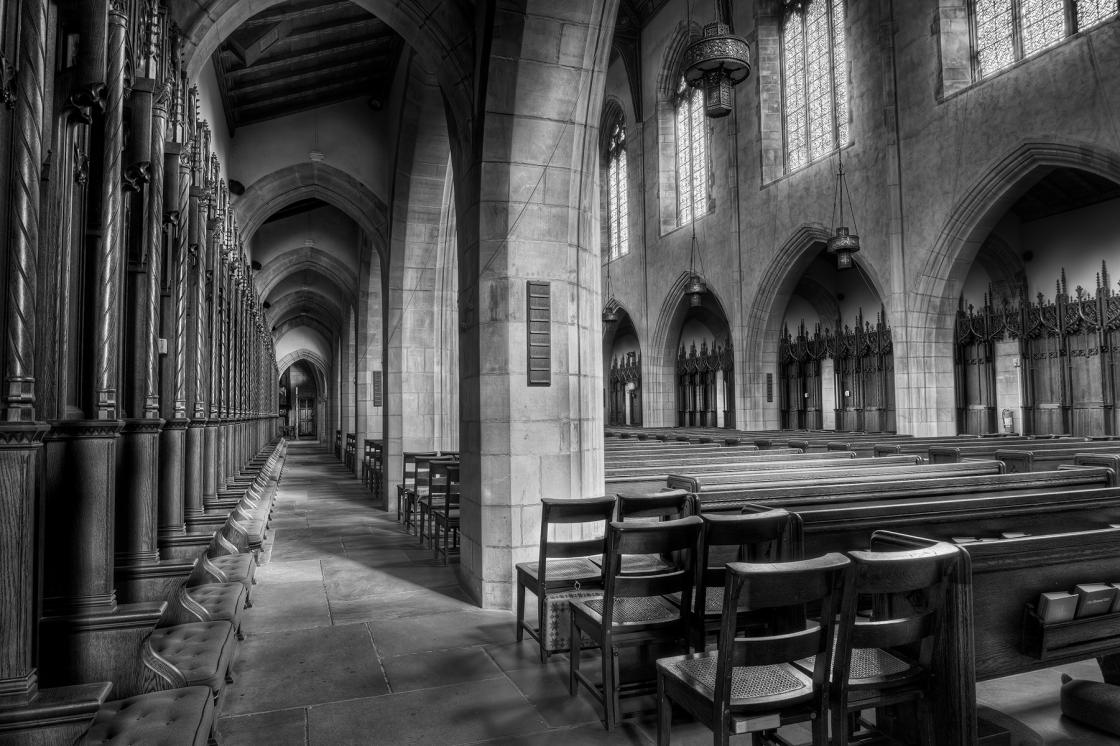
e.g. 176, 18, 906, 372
397, 451, 437, 528
515, 496, 617, 663
418, 456, 455, 547
432, 462, 461, 564
655, 553, 851, 745
831, 542, 960, 746
569, 515, 703, 730
610, 489, 696, 575
688, 508, 793, 651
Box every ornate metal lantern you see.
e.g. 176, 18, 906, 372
682, 21, 751, 118
827, 151, 861, 270
686, 273, 708, 307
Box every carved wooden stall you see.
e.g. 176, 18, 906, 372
778, 322, 828, 429
779, 309, 895, 432
607, 352, 642, 426
955, 265, 1120, 436
676, 340, 734, 428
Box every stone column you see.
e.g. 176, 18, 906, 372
456, 0, 614, 608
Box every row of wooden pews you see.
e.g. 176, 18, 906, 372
603, 427, 1120, 743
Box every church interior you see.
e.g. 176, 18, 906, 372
4, 0, 1120, 743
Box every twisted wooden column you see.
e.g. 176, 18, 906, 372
93, 4, 127, 420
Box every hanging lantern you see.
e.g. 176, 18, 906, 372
602, 304, 619, 328
686, 273, 708, 307
682, 21, 751, 118
827, 226, 860, 270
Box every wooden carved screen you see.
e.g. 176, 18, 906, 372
608, 352, 642, 426
780, 310, 894, 433
954, 266, 1120, 436
676, 341, 734, 428
778, 323, 830, 429
954, 301, 1002, 434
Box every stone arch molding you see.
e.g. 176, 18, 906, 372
277, 349, 330, 396
235, 163, 389, 256
744, 222, 890, 361
176, 0, 473, 138
914, 139, 1120, 328
651, 271, 734, 368
256, 247, 358, 306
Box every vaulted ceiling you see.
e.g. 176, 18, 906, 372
211, 0, 403, 132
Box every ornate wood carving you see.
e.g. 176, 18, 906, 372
955, 263, 1120, 435
677, 340, 734, 427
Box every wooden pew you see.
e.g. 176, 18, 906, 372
997, 444, 1120, 475
870, 434, 1046, 457
871, 525, 1120, 745
929, 438, 1091, 463
682, 466, 1114, 512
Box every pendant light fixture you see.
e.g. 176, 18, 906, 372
682, 0, 751, 118
602, 255, 619, 328
686, 219, 708, 308
828, 147, 861, 270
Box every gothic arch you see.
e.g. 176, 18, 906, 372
256, 248, 358, 306
744, 223, 889, 362
277, 349, 330, 397
653, 20, 703, 233
175, 0, 474, 151
913, 139, 1120, 336
235, 162, 388, 258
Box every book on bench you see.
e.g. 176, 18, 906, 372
1037, 591, 1078, 623
1074, 584, 1117, 618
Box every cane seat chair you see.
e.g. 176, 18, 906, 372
432, 462, 461, 564
655, 553, 850, 746
569, 515, 703, 730
609, 489, 696, 575
688, 508, 793, 651
829, 542, 960, 746
516, 496, 617, 662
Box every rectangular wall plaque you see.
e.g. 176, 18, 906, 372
766, 373, 773, 403
372, 371, 383, 407
527, 281, 551, 386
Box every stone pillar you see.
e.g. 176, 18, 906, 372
115, 419, 164, 600
456, 0, 614, 608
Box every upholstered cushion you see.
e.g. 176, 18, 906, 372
187, 583, 246, 622
79, 686, 214, 746
146, 622, 236, 693
1060, 675, 1120, 737
209, 553, 256, 587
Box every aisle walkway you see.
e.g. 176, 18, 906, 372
215, 442, 662, 745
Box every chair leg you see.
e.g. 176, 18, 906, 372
603, 645, 617, 730
515, 581, 526, 642
569, 611, 580, 695
538, 593, 549, 663
656, 672, 672, 746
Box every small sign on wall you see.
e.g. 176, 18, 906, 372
527, 281, 551, 386
766, 373, 773, 403
371, 371, 383, 407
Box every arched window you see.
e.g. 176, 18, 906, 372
781, 0, 849, 172
973, 0, 1115, 79
675, 76, 708, 226
606, 120, 629, 260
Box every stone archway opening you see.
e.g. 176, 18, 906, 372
604, 305, 642, 427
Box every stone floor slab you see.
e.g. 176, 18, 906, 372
366, 609, 516, 657
381, 647, 505, 692
217, 707, 307, 746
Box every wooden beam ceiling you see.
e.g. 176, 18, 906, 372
212, 0, 403, 133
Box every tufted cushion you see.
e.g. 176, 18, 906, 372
79, 686, 214, 746
209, 553, 255, 587
187, 583, 246, 623
147, 622, 236, 693
1060, 675, 1120, 737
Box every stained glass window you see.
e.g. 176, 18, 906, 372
675, 76, 708, 226
606, 121, 629, 260
973, 0, 1115, 79
782, 0, 849, 172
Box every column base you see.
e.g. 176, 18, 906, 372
156, 533, 211, 562
38, 603, 165, 701
114, 559, 196, 604
0, 682, 111, 746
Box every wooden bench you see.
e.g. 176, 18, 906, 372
997, 444, 1120, 475
929, 438, 1091, 463
685, 466, 1114, 512
871, 525, 1120, 745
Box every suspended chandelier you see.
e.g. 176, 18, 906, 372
682, 2, 751, 118
602, 255, 619, 328
828, 148, 861, 270
686, 220, 708, 308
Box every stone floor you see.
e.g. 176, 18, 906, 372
216, 441, 1120, 745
